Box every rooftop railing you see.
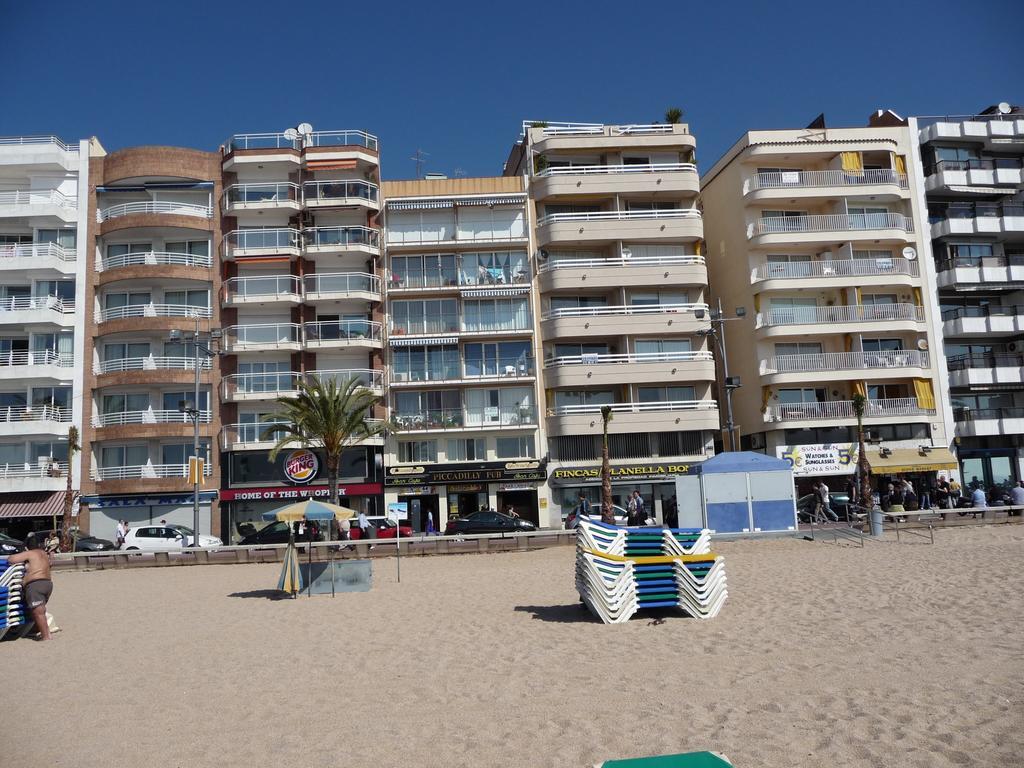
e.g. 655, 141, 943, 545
99, 250, 212, 271
550, 400, 717, 416
750, 213, 914, 236
762, 350, 929, 374
765, 397, 934, 422
0, 136, 78, 151
756, 303, 924, 327
306, 130, 379, 150
545, 351, 713, 367
539, 254, 704, 273
536, 162, 697, 178
97, 304, 211, 323
753, 258, 919, 281
225, 133, 300, 152
0, 189, 77, 209
537, 209, 701, 227
0, 243, 76, 263
750, 169, 908, 190
542, 302, 708, 320
97, 201, 212, 222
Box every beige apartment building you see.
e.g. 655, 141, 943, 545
701, 113, 958, 498
506, 121, 718, 523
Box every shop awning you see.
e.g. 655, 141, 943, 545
0, 491, 75, 519
389, 335, 459, 346
868, 448, 958, 475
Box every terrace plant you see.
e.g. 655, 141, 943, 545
665, 108, 684, 124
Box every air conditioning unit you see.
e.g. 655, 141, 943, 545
1009, 341, 1019, 352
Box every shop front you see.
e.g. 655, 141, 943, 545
80, 491, 217, 543
384, 460, 547, 529
0, 491, 76, 541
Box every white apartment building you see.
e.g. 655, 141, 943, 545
0, 135, 93, 536
506, 121, 718, 525
912, 104, 1024, 493
701, 113, 958, 496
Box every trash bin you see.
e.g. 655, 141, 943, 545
870, 506, 883, 537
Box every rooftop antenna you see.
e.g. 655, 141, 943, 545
453, 167, 466, 178
411, 148, 429, 179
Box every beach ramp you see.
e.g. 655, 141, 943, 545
598, 750, 733, 767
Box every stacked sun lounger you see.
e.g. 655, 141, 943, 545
576, 517, 728, 625
0, 557, 27, 640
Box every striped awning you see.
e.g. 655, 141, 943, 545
0, 491, 75, 519
389, 336, 459, 347
454, 196, 524, 207
460, 287, 531, 297
387, 200, 455, 211
947, 185, 1015, 195
306, 159, 358, 171
387, 195, 525, 211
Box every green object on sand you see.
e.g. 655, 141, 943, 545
601, 751, 732, 768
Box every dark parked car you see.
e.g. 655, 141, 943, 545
33, 529, 118, 553
0, 533, 25, 555
238, 520, 324, 546
797, 492, 852, 521
444, 511, 536, 536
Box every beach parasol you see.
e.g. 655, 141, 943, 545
277, 538, 303, 598
264, 498, 358, 597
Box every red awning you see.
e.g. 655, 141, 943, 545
305, 159, 358, 171
0, 491, 75, 519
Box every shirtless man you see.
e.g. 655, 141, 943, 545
9, 536, 53, 640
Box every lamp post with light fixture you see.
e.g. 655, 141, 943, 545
696, 299, 745, 452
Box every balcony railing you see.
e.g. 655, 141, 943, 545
97, 304, 211, 323
750, 169, 908, 191
223, 228, 302, 255
0, 243, 76, 263
0, 461, 68, 480
97, 201, 213, 222
224, 183, 300, 207
538, 254, 704, 273
762, 350, 929, 374
0, 135, 78, 151
303, 226, 380, 250
303, 272, 381, 298
93, 409, 211, 428
954, 406, 1024, 422
222, 275, 301, 302
546, 351, 713, 367
0, 405, 69, 423
750, 213, 914, 237
304, 320, 382, 343
394, 406, 537, 431
95, 463, 213, 481
931, 202, 1024, 221
99, 250, 212, 271
542, 302, 708, 320
537, 209, 702, 227
222, 421, 291, 448
302, 180, 379, 205
95, 356, 210, 374
391, 315, 461, 336
0, 189, 77, 209
306, 130, 379, 151
0, 350, 72, 368
753, 258, 919, 281
927, 158, 1024, 174
226, 133, 300, 152
550, 400, 718, 416
222, 323, 302, 350
535, 162, 697, 178
937, 254, 1024, 272
0, 295, 74, 314
222, 372, 302, 398
765, 397, 933, 422
756, 304, 924, 327
946, 353, 1024, 372
310, 368, 384, 389
392, 358, 536, 384
941, 304, 1024, 321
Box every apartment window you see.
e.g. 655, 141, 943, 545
637, 385, 696, 403
391, 345, 460, 382
36, 229, 76, 248
0, 392, 26, 409
873, 423, 929, 441
544, 204, 600, 217
462, 298, 530, 333
164, 289, 209, 308
394, 390, 461, 427
397, 440, 437, 463
162, 442, 211, 466
935, 146, 980, 167
655, 431, 704, 457
552, 342, 610, 359
496, 435, 534, 459
446, 438, 485, 462
390, 254, 457, 289
162, 390, 209, 412
0, 443, 24, 465
104, 291, 151, 309
768, 297, 817, 323
861, 339, 903, 352
626, 201, 677, 211
100, 445, 149, 468
464, 387, 533, 426
774, 342, 822, 356
31, 441, 67, 463
464, 341, 531, 377
239, 412, 285, 442
847, 206, 891, 228
550, 296, 607, 312
554, 390, 615, 407
761, 210, 806, 232
456, 206, 525, 242
104, 342, 151, 360
102, 393, 150, 414
0, 235, 32, 245
391, 299, 459, 335
629, 290, 688, 306
867, 384, 908, 400
778, 388, 825, 404
106, 242, 153, 258
35, 281, 74, 301
634, 339, 692, 359
32, 387, 70, 410
460, 251, 529, 286
165, 240, 209, 257
947, 243, 995, 267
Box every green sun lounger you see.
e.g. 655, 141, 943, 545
599, 750, 733, 768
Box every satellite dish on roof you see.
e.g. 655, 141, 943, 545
297, 122, 313, 135
902, 246, 917, 260
283, 128, 299, 141
997, 102, 1012, 115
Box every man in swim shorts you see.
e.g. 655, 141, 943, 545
10, 534, 53, 640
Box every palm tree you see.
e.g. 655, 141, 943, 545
599, 405, 615, 525
665, 107, 683, 124
60, 425, 80, 552
266, 376, 385, 506
851, 393, 873, 516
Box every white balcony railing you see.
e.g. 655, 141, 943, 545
94, 356, 210, 374
303, 272, 381, 298
0, 135, 78, 151
94, 463, 212, 481
309, 368, 384, 390
762, 350, 930, 375
756, 304, 924, 327
0, 350, 72, 368
97, 201, 213, 222
752, 258, 920, 281
538, 254, 704, 273
750, 169, 909, 191
222, 323, 302, 350
222, 275, 301, 302
302, 180, 379, 205
225, 133, 300, 152
542, 302, 708, 320
537, 209, 702, 227
0, 243, 76, 263
222, 421, 291, 448
304, 320, 382, 343
550, 400, 718, 416
0, 461, 68, 479
224, 182, 300, 208
764, 397, 934, 422
545, 351, 714, 367
535, 162, 697, 178
0, 189, 77, 209
0, 405, 70, 423
222, 372, 302, 398
97, 304, 212, 323
0, 295, 74, 314
92, 409, 211, 428
306, 130, 379, 150
99, 251, 212, 271
750, 213, 914, 237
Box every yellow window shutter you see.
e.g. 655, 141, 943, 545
844, 334, 853, 352
912, 287, 923, 306
841, 152, 864, 174
894, 154, 907, 176
852, 380, 867, 398
753, 294, 761, 313
694, 240, 703, 256
761, 386, 772, 412
914, 379, 935, 410
854, 286, 862, 305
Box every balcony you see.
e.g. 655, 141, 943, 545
304, 320, 382, 349
947, 354, 1024, 388
310, 368, 384, 394
0, 404, 71, 436
536, 209, 702, 247
0, 295, 75, 326
222, 419, 385, 450
222, 275, 301, 307
303, 226, 380, 257
94, 356, 210, 375
0, 243, 76, 273
545, 400, 719, 437
925, 157, 1024, 192
756, 304, 924, 335
98, 250, 212, 273
92, 409, 211, 428
749, 213, 914, 245
538, 254, 706, 292
385, 225, 528, 250
540, 302, 709, 341
0, 461, 68, 493
222, 323, 302, 353
936, 255, 1024, 289
0, 135, 79, 171
303, 272, 381, 303
543, 351, 714, 389
746, 169, 908, 200
942, 305, 1024, 337
94, 463, 213, 482
224, 368, 385, 402
302, 180, 380, 210
0, 350, 73, 380
97, 201, 213, 222
930, 203, 1024, 239
97, 304, 211, 323
764, 398, 934, 424
305, 130, 379, 152
222, 134, 300, 170
760, 350, 930, 383
0, 189, 77, 221
920, 117, 1024, 146
391, 357, 536, 387
223, 228, 302, 260
751, 257, 920, 289
529, 122, 695, 154
393, 406, 537, 433
223, 183, 300, 213
390, 314, 460, 338
532, 163, 699, 198
954, 406, 1024, 437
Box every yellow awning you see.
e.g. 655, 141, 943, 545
867, 448, 957, 475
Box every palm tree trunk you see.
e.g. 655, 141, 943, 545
327, 456, 340, 506
857, 417, 873, 518
600, 408, 614, 525
60, 426, 79, 552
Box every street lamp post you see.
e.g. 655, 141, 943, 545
698, 299, 745, 452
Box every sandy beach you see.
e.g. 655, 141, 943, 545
3, 525, 1023, 768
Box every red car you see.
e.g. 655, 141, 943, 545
350, 519, 413, 539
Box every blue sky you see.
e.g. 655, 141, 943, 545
2, 0, 1021, 178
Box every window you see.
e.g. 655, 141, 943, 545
462, 298, 530, 333
164, 289, 209, 308
496, 435, 534, 459
868, 384, 908, 400
390, 254, 457, 289
31, 387, 70, 409
626, 201, 677, 212
31, 441, 68, 463
637, 385, 696, 403
766, 254, 812, 277
847, 206, 891, 229
464, 341, 531, 377
391, 345, 460, 382
0, 234, 32, 245
634, 339, 692, 359
629, 290, 688, 306
459, 251, 529, 286
162, 390, 210, 412
398, 440, 437, 463
774, 342, 822, 356
391, 299, 459, 335
394, 390, 461, 427
760, 210, 807, 232
778, 388, 824, 404
549, 295, 607, 312
165, 240, 209, 257
161, 442, 211, 466
464, 387, 533, 426
104, 291, 150, 309
102, 393, 150, 414
861, 339, 903, 353
36, 229, 76, 249
768, 297, 817, 323
104, 342, 151, 361
237, 360, 292, 392
446, 438, 485, 461
552, 342, 611, 359
554, 390, 615, 408
946, 243, 995, 267
106, 242, 152, 258
34, 280, 74, 301
100, 445, 148, 467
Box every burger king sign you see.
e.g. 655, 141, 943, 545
283, 449, 319, 484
